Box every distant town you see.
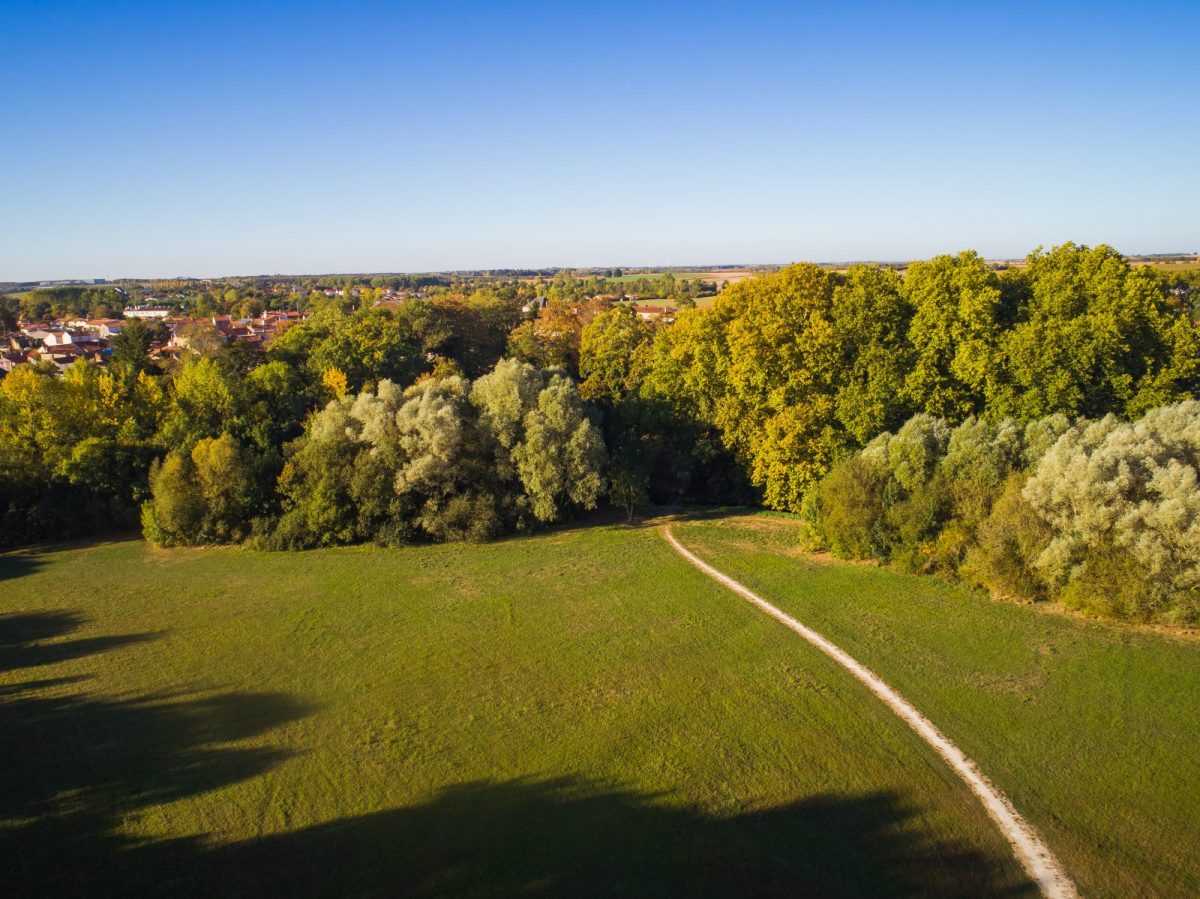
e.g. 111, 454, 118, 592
2, 253, 1196, 378
0, 266, 744, 375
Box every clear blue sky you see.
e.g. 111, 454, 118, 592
2, 0, 1197, 279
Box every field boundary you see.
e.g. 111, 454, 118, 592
663, 525, 1078, 899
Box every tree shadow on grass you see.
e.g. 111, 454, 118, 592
0, 610, 160, 673
0, 533, 144, 580
643, 504, 766, 527
122, 777, 1034, 899
498, 505, 756, 545
0, 551, 46, 583
0, 611, 313, 897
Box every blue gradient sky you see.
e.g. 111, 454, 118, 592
2, 0, 1197, 278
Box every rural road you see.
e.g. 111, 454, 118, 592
663, 526, 1080, 899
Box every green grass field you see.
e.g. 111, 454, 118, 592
2, 511, 1196, 896
674, 512, 1200, 898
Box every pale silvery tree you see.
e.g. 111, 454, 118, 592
864, 413, 951, 493
392, 376, 473, 497
470, 357, 548, 481
348, 378, 405, 450
941, 416, 1024, 486
1023, 400, 1200, 600
514, 375, 606, 522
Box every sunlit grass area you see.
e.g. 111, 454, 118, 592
1, 518, 1028, 897
674, 512, 1200, 898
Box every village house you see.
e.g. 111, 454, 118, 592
42, 330, 80, 347
631, 304, 675, 323
0, 350, 32, 374
21, 326, 54, 344
31, 342, 106, 373
124, 304, 172, 319
92, 320, 125, 338
1, 306, 311, 377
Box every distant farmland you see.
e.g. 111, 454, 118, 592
1140, 257, 1200, 272
605, 269, 760, 286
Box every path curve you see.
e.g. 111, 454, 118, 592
663, 525, 1079, 899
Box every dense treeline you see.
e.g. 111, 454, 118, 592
0, 364, 164, 541
0, 267, 718, 328
536, 271, 716, 304
2, 243, 1198, 623
0, 289, 603, 548
4, 286, 130, 322
142, 360, 605, 548
569, 243, 1200, 623
584, 244, 1197, 513
805, 403, 1200, 625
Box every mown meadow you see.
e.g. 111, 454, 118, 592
4, 511, 1199, 895
675, 512, 1200, 898
2, 515, 1032, 898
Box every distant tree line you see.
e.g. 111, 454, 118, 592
534, 271, 716, 304
3, 286, 129, 323
581, 244, 1197, 514
2, 243, 1198, 624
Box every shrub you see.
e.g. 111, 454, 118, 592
962, 475, 1052, 601
1023, 400, 1200, 623
419, 491, 503, 543
867, 413, 950, 493
1021, 413, 1071, 467
938, 417, 1023, 522
923, 417, 1026, 573
1059, 542, 1161, 622
142, 434, 254, 546
883, 480, 948, 573
813, 455, 887, 559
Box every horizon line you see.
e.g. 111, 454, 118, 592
7, 248, 1199, 285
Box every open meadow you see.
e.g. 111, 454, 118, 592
1, 512, 1197, 896
674, 513, 1200, 898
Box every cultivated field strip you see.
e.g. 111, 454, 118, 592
663, 526, 1079, 899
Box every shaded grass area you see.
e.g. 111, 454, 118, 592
674, 512, 1200, 898
0, 524, 1030, 897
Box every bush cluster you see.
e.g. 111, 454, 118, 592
807, 402, 1200, 625
140, 359, 607, 549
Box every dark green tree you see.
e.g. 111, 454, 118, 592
109, 318, 153, 370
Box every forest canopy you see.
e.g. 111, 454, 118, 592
2, 242, 1197, 623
